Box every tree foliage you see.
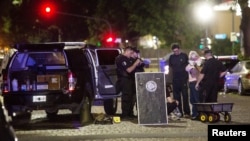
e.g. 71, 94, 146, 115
1, 0, 238, 53
89, 0, 201, 49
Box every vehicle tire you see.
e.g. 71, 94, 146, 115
45, 109, 58, 120
104, 98, 118, 115
199, 112, 207, 122
214, 112, 220, 122
79, 96, 93, 126
224, 112, 231, 123
208, 113, 215, 123
238, 80, 245, 95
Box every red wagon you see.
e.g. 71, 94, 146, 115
193, 103, 234, 123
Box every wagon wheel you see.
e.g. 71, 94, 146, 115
224, 112, 231, 123
199, 112, 208, 122
208, 113, 215, 123
214, 112, 220, 122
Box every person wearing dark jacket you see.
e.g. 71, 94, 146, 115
195, 50, 227, 102
129, 47, 145, 117
115, 47, 142, 119
169, 43, 191, 118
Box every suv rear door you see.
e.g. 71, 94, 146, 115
95, 48, 121, 98
84, 48, 121, 115
84, 48, 121, 98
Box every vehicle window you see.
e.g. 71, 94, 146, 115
11, 52, 65, 69
245, 62, 250, 69
28, 52, 65, 65
231, 63, 242, 73
219, 59, 239, 70
65, 49, 88, 70
11, 53, 27, 69
96, 50, 120, 65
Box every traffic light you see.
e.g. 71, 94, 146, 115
106, 36, 113, 43
199, 38, 211, 49
103, 34, 115, 47
199, 38, 205, 49
40, 2, 56, 18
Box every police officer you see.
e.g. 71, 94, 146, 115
129, 47, 145, 117
115, 47, 141, 119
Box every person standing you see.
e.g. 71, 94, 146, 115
195, 50, 227, 103
185, 51, 202, 120
115, 47, 141, 119
169, 43, 191, 118
129, 47, 145, 117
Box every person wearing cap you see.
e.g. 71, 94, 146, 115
169, 43, 191, 118
185, 51, 202, 120
129, 47, 145, 118
115, 47, 141, 119
195, 50, 227, 102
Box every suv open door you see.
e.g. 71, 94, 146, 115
84, 48, 121, 115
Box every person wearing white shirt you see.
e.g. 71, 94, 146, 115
185, 51, 202, 120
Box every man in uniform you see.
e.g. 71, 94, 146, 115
115, 47, 141, 119
195, 50, 227, 102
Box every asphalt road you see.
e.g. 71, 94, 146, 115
9, 92, 250, 141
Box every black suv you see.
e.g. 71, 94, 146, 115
1, 42, 121, 125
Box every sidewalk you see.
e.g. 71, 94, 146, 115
15, 93, 250, 141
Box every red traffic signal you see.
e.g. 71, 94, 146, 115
40, 2, 56, 17
45, 6, 51, 13
106, 37, 113, 43
102, 34, 116, 47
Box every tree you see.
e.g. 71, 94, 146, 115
89, 0, 201, 49
239, 0, 250, 58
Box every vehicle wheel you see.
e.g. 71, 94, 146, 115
79, 96, 93, 126
45, 109, 58, 120
104, 98, 118, 115
238, 80, 245, 95
208, 113, 215, 123
199, 112, 207, 122
214, 112, 220, 122
224, 112, 231, 123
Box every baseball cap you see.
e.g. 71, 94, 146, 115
131, 47, 140, 53
204, 49, 212, 54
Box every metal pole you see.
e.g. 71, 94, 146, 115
232, 9, 235, 55
55, 11, 112, 34
205, 27, 208, 48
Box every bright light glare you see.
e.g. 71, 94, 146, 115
45, 7, 51, 13
106, 37, 113, 42
196, 3, 213, 23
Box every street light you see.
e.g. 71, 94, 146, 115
195, 0, 213, 49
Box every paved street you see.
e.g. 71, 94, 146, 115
9, 92, 250, 141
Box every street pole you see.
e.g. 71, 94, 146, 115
55, 11, 112, 34
232, 9, 235, 55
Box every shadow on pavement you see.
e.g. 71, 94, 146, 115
13, 114, 89, 130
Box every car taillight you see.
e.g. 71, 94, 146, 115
2, 73, 9, 93
68, 71, 75, 92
